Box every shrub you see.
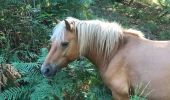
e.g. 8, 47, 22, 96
159, 30, 170, 40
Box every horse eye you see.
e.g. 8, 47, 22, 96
61, 42, 69, 47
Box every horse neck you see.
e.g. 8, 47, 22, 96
84, 30, 144, 74
85, 45, 115, 74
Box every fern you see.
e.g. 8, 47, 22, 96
30, 81, 62, 100
12, 62, 39, 75
0, 47, 112, 100
0, 55, 5, 63
16, 69, 41, 84
37, 48, 48, 63
0, 85, 31, 100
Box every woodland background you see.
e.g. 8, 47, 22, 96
0, 0, 170, 100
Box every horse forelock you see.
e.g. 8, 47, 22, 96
51, 17, 79, 45
51, 21, 66, 45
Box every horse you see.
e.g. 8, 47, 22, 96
41, 17, 170, 100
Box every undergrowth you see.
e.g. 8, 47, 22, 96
0, 0, 169, 100
0, 48, 112, 100
0, 48, 147, 100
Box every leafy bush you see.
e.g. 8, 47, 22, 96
0, 0, 93, 62
159, 30, 170, 40
0, 0, 50, 62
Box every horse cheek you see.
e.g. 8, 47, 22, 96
65, 47, 78, 61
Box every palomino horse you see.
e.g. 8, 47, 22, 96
41, 17, 170, 100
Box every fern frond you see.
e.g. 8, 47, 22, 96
0, 85, 31, 100
0, 55, 5, 63
16, 69, 41, 84
30, 81, 62, 100
12, 62, 38, 74
27, 51, 38, 59
37, 48, 48, 63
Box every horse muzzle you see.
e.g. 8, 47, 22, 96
41, 63, 61, 77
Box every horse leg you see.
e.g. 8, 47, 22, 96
104, 67, 130, 100
111, 89, 129, 100
110, 79, 130, 100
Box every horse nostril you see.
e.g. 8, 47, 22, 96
41, 67, 50, 75
44, 68, 50, 74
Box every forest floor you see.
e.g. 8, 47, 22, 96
91, 0, 170, 40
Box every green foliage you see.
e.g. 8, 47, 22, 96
40, 0, 94, 19
0, 1, 49, 62
140, 21, 158, 34
156, 0, 170, 19
158, 0, 170, 7
0, 55, 5, 63
0, 86, 31, 100
159, 30, 170, 40
0, 0, 93, 63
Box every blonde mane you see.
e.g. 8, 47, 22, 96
51, 17, 144, 59
75, 19, 124, 58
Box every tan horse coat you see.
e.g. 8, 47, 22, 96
90, 31, 170, 100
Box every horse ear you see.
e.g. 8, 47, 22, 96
64, 20, 71, 31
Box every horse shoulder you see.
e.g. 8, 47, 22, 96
103, 51, 131, 100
